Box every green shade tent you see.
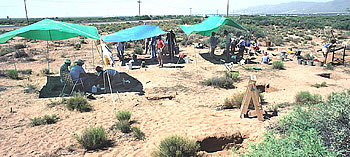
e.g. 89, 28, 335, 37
0, 19, 100, 43
0, 19, 100, 72
179, 16, 247, 36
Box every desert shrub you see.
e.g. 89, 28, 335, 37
0, 47, 15, 56
40, 68, 50, 76
272, 61, 285, 70
66, 93, 92, 112
325, 63, 334, 70
245, 127, 336, 156
224, 71, 240, 82
202, 77, 234, 89
312, 82, 327, 88
132, 127, 145, 140
152, 135, 200, 157
295, 91, 322, 105
304, 36, 313, 41
223, 92, 245, 109
245, 91, 350, 156
116, 110, 131, 121
14, 44, 26, 49
74, 43, 81, 50
134, 46, 143, 55
115, 120, 131, 133
19, 69, 32, 74
80, 39, 87, 44
319, 92, 350, 155
75, 126, 108, 150
29, 114, 58, 126
24, 84, 37, 93
7, 70, 19, 79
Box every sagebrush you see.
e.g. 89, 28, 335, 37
66, 93, 92, 112
75, 126, 109, 150
152, 135, 200, 157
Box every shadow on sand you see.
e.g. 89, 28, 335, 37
199, 52, 260, 65
39, 72, 144, 98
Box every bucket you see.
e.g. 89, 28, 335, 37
298, 59, 303, 65
317, 61, 324, 67
184, 56, 190, 63
303, 60, 307, 65
307, 60, 314, 66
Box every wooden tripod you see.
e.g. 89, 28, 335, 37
240, 78, 264, 121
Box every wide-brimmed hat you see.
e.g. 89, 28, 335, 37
75, 59, 84, 65
157, 33, 162, 36
95, 66, 103, 71
240, 36, 244, 39
64, 59, 71, 64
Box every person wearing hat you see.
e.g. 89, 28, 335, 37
70, 59, 91, 92
94, 66, 120, 86
60, 59, 71, 83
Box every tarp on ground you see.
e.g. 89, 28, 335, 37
102, 25, 167, 42
179, 16, 247, 36
0, 19, 100, 43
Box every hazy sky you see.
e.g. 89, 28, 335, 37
0, 0, 332, 18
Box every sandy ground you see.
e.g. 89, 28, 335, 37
1, 37, 350, 157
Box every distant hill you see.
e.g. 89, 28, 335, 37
238, 0, 350, 14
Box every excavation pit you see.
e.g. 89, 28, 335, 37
198, 133, 243, 153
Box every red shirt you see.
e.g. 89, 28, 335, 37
158, 39, 165, 49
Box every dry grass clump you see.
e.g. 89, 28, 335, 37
295, 91, 322, 105
29, 114, 58, 126
223, 92, 245, 109
66, 93, 92, 112
152, 135, 200, 157
75, 126, 109, 150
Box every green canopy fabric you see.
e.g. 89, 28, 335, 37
0, 19, 100, 43
179, 16, 247, 36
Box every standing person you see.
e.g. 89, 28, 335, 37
150, 36, 157, 59
224, 30, 231, 60
144, 38, 150, 55
230, 37, 237, 53
209, 32, 217, 59
166, 30, 177, 61
116, 42, 125, 65
237, 36, 246, 61
157, 34, 166, 67
60, 59, 71, 83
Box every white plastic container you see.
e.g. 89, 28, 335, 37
91, 85, 97, 94
126, 63, 132, 70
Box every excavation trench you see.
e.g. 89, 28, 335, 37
198, 133, 243, 153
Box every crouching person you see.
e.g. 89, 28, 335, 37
94, 66, 120, 87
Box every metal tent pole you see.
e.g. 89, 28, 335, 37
46, 31, 50, 73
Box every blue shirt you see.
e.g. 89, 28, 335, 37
210, 36, 217, 47
261, 56, 272, 64
70, 65, 86, 80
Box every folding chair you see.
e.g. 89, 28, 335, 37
61, 72, 85, 96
